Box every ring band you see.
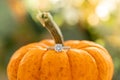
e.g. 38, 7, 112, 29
47, 44, 70, 52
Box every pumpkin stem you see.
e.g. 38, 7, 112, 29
37, 11, 64, 45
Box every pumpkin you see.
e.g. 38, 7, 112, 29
7, 12, 114, 80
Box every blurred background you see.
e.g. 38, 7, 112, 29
0, 0, 120, 80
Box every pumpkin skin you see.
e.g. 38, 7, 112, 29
7, 40, 114, 80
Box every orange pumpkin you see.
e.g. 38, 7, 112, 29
7, 12, 114, 80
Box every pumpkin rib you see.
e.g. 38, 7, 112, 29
17, 47, 47, 80
38, 49, 50, 80
67, 49, 98, 80
7, 43, 39, 80
83, 47, 114, 80
39, 50, 71, 80
66, 50, 73, 80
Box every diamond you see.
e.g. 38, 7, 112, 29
55, 44, 63, 52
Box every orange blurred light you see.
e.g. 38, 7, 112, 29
8, 0, 26, 21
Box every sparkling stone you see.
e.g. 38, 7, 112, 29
55, 44, 63, 52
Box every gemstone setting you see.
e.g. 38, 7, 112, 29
55, 44, 63, 52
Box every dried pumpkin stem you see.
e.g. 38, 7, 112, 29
37, 11, 64, 45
